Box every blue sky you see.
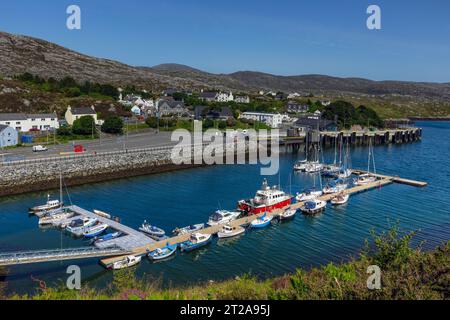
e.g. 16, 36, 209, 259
0, 0, 449, 82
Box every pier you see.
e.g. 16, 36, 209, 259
0, 170, 427, 268
100, 172, 426, 268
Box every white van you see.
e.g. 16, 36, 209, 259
32, 145, 48, 152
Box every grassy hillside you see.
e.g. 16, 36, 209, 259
4, 227, 448, 300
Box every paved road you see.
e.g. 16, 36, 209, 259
0, 131, 176, 161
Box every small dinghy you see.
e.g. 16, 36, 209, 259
139, 220, 165, 238
172, 223, 205, 236
300, 199, 327, 215
179, 233, 212, 252
217, 224, 245, 239
108, 255, 141, 270
250, 213, 273, 229
331, 193, 350, 205
91, 232, 122, 244
278, 209, 297, 221
148, 243, 177, 261
83, 223, 108, 238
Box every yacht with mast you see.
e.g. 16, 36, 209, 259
354, 136, 377, 185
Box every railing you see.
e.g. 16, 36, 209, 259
0, 246, 129, 266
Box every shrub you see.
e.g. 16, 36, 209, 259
101, 116, 124, 134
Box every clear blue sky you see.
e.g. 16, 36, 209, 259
1, 0, 449, 82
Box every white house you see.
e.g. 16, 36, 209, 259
131, 106, 142, 116
0, 124, 18, 147
216, 92, 234, 102
235, 95, 250, 104
240, 112, 284, 128
0, 113, 59, 132
65, 106, 100, 126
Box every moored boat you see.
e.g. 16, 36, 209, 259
91, 231, 122, 245
323, 179, 348, 194
293, 159, 308, 171
38, 210, 74, 226
148, 243, 177, 261
30, 197, 62, 214
331, 193, 350, 205
66, 217, 98, 235
207, 210, 241, 226
217, 224, 245, 238
296, 188, 323, 201
305, 162, 324, 173
172, 223, 205, 236
238, 179, 292, 215
179, 233, 212, 252
83, 223, 108, 238
139, 220, 165, 238
300, 199, 327, 215
278, 208, 297, 221
250, 213, 273, 228
108, 255, 141, 270
354, 173, 377, 186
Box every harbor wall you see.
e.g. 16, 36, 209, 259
0, 143, 260, 197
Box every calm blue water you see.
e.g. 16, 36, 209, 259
0, 121, 449, 295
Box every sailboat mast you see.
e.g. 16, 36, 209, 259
367, 137, 372, 173
59, 170, 63, 207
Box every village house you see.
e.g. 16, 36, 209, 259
286, 101, 309, 113
194, 106, 234, 121
234, 95, 250, 104
294, 115, 337, 132
0, 124, 18, 148
199, 91, 219, 102
157, 100, 188, 117
216, 92, 234, 102
240, 112, 284, 128
0, 113, 59, 132
65, 106, 100, 126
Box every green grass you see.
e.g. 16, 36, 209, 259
4, 226, 448, 300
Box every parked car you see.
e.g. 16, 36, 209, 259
32, 145, 48, 152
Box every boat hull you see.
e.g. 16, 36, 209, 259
180, 237, 212, 252
217, 227, 245, 239
238, 198, 291, 215
148, 246, 177, 261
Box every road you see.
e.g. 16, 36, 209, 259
0, 131, 176, 161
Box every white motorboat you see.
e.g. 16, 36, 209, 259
217, 224, 245, 239
296, 188, 323, 201
108, 255, 141, 270
83, 223, 108, 238
139, 221, 166, 238
207, 210, 241, 226
66, 217, 98, 235
300, 199, 327, 215
172, 223, 205, 236
278, 209, 296, 221
331, 193, 350, 205
30, 197, 62, 214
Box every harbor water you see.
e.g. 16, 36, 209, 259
0, 121, 449, 295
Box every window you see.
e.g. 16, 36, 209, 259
16, 122, 21, 125
41, 119, 45, 121
5, 122, 10, 125
31, 119, 35, 121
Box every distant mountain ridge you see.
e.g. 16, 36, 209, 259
1, 31, 450, 100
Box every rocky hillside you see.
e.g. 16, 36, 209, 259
1, 31, 450, 119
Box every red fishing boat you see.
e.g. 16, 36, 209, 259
238, 179, 292, 215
